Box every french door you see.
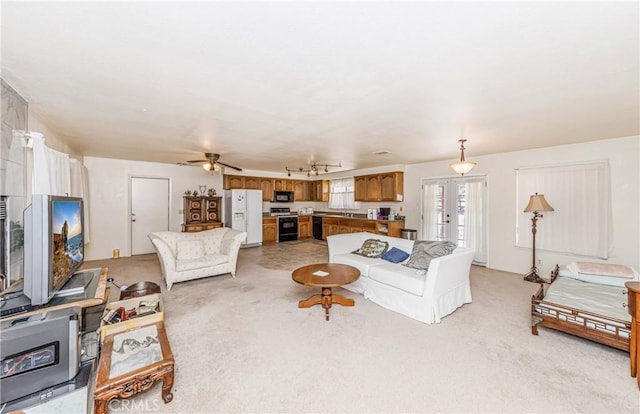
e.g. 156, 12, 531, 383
421, 176, 487, 265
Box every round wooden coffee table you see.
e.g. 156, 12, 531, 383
292, 263, 360, 321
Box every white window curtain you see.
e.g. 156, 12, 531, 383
70, 159, 91, 243
421, 182, 439, 240
26, 133, 91, 243
516, 161, 612, 259
328, 178, 359, 210
464, 180, 487, 264
30, 132, 71, 196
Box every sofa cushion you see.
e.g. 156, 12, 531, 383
369, 263, 426, 295
176, 253, 229, 272
332, 253, 384, 277
404, 240, 457, 270
352, 239, 389, 258
381, 247, 410, 264
176, 239, 205, 260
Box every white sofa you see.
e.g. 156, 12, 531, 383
327, 232, 475, 324
149, 227, 247, 290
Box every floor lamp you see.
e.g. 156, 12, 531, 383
523, 193, 554, 283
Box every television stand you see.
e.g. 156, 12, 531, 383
54, 271, 95, 298
0, 268, 110, 325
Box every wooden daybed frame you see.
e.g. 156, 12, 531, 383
531, 265, 631, 352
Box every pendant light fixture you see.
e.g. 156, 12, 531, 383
450, 139, 477, 176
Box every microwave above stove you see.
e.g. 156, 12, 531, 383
273, 191, 294, 203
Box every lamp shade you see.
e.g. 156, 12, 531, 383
524, 193, 554, 213
450, 160, 477, 175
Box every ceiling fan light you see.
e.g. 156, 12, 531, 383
202, 162, 221, 172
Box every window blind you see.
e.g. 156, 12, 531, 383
515, 161, 612, 259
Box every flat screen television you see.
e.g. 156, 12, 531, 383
23, 195, 85, 306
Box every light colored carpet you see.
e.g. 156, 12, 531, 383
83, 242, 639, 413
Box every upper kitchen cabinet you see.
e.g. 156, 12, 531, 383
365, 175, 380, 201
380, 172, 404, 201
293, 180, 308, 201
354, 176, 367, 201
274, 179, 294, 192
244, 176, 260, 190
223, 175, 244, 190
260, 178, 274, 201
311, 180, 328, 202
354, 172, 404, 202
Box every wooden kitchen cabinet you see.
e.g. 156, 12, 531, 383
321, 180, 329, 201
260, 178, 274, 201
298, 216, 312, 239
338, 219, 351, 234
222, 175, 328, 202
262, 217, 277, 243
274, 179, 294, 191
244, 176, 260, 190
223, 175, 245, 190
293, 180, 308, 201
354, 176, 367, 201
322, 217, 340, 240
182, 196, 223, 232
365, 175, 380, 201
380, 172, 403, 201
375, 220, 405, 238
320, 216, 404, 239
354, 172, 404, 202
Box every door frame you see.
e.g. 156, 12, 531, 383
129, 175, 172, 256
420, 174, 488, 265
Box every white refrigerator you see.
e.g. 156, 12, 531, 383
224, 189, 263, 247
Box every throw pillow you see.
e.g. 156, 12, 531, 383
403, 240, 457, 270
176, 239, 205, 261
352, 239, 389, 258
381, 247, 410, 264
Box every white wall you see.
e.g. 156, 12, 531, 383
83, 156, 223, 260
404, 135, 640, 276
29, 111, 81, 158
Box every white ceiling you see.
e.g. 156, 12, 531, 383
2, 1, 638, 174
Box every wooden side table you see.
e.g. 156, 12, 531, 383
626, 281, 640, 389
94, 321, 174, 413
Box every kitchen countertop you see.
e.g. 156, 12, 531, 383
313, 212, 405, 221
262, 212, 404, 221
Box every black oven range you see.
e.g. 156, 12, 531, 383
270, 208, 298, 242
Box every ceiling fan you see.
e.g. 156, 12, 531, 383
178, 153, 243, 172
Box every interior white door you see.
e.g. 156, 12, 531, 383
131, 177, 170, 255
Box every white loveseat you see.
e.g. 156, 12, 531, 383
149, 227, 247, 290
327, 232, 475, 324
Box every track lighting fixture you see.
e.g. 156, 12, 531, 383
285, 161, 342, 177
